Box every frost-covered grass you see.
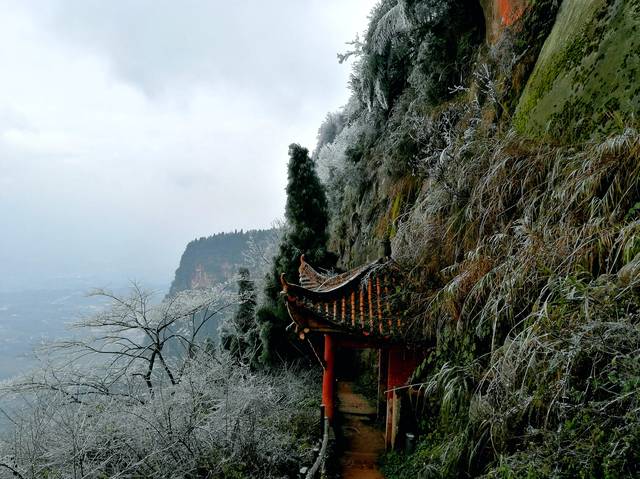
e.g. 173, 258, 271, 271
383, 127, 640, 477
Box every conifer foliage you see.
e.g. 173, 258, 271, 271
265, 143, 335, 302
275, 143, 335, 287
233, 268, 257, 334
259, 144, 335, 366
220, 268, 259, 362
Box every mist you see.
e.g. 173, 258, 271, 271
0, 0, 376, 290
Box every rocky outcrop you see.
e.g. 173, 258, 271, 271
480, 0, 530, 42
514, 0, 640, 142
168, 229, 275, 296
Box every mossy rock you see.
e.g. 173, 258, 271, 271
514, 0, 640, 142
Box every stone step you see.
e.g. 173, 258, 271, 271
337, 381, 386, 479
342, 452, 379, 463
338, 405, 377, 416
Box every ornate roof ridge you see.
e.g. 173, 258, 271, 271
298, 255, 383, 293
280, 256, 406, 340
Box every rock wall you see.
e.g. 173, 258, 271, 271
514, 0, 640, 142
480, 0, 530, 42
168, 229, 275, 296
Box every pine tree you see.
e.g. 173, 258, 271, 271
234, 267, 256, 335
266, 143, 335, 300
259, 144, 336, 366
221, 268, 258, 362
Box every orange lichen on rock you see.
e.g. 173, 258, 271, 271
481, 0, 529, 42
498, 0, 527, 26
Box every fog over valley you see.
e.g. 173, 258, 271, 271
0, 0, 374, 382
0, 0, 375, 291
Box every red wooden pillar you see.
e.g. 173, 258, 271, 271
385, 348, 422, 450
377, 348, 388, 419
322, 334, 336, 422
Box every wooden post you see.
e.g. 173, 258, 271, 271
359, 289, 365, 329
351, 291, 356, 328
385, 396, 394, 449
384, 348, 423, 450
383, 277, 392, 332
322, 334, 336, 422
385, 350, 393, 450
368, 280, 374, 332
390, 390, 401, 449
377, 348, 388, 420
341, 297, 346, 324
376, 277, 383, 335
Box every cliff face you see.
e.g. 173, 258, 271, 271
324, 0, 553, 270
317, 1, 640, 476
480, 0, 529, 42
169, 229, 275, 296
514, 0, 640, 142
317, 0, 490, 270
326, 0, 638, 270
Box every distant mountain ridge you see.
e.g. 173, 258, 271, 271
169, 229, 275, 296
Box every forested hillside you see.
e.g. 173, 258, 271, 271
169, 229, 277, 296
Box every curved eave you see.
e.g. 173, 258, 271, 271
283, 281, 355, 302
299, 256, 384, 293
283, 260, 392, 300
284, 295, 403, 342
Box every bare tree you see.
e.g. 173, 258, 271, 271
242, 220, 285, 303
8, 284, 236, 404
0, 354, 319, 478
0, 283, 320, 478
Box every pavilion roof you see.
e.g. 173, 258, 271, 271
280, 256, 406, 341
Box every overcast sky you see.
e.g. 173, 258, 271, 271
0, 0, 376, 290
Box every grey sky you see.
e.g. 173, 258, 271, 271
0, 0, 376, 290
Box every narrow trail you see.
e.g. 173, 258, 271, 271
336, 382, 385, 479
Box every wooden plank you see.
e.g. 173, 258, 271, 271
368, 280, 374, 332
351, 291, 356, 328
359, 288, 365, 330
376, 277, 383, 335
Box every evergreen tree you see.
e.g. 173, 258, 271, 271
234, 268, 257, 334
267, 144, 335, 299
221, 268, 258, 362
259, 144, 336, 366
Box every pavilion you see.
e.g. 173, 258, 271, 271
280, 255, 423, 450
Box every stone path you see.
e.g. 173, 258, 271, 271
336, 382, 385, 479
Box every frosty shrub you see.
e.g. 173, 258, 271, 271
0, 285, 320, 478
